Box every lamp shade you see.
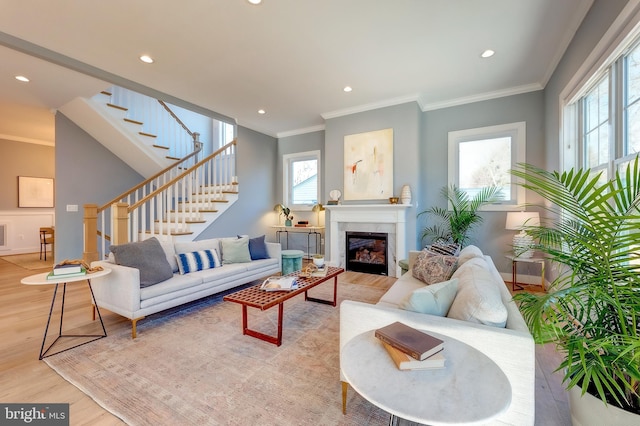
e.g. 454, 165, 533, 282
505, 212, 540, 230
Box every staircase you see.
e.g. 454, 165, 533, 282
84, 140, 238, 262
74, 87, 239, 261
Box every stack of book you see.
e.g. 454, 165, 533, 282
375, 321, 445, 370
47, 263, 87, 280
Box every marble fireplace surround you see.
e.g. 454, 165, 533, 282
324, 204, 410, 277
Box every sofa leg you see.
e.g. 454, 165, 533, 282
341, 381, 348, 414
131, 317, 144, 339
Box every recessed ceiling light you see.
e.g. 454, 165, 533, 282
15, 75, 29, 82
258, 109, 266, 114
247, 0, 262, 4
139, 55, 154, 64
481, 49, 495, 58
343, 86, 353, 92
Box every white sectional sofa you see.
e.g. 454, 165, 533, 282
91, 236, 281, 338
340, 246, 535, 425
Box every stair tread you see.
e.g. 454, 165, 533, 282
107, 103, 128, 111
152, 144, 169, 150
124, 118, 143, 125
145, 230, 193, 236
101, 90, 112, 96
154, 219, 206, 224
139, 131, 157, 138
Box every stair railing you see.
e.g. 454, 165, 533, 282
84, 140, 236, 262
108, 86, 197, 160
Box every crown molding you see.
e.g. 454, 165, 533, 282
0, 133, 54, 146
419, 83, 543, 112
321, 94, 420, 120
276, 124, 325, 139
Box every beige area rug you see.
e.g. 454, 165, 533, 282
45, 279, 394, 425
1, 252, 53, 270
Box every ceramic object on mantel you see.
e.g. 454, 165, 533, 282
400, 184, 412, 204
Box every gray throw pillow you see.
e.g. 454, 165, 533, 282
110, 237, 173, 288
221, 237, 252, 264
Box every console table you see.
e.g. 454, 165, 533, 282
271, 225, 324, 259
341, 329, 511, 425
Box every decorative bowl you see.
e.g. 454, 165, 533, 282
389, 197, 399, 204
312, 255, 325, 267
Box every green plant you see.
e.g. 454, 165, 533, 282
418, 184, 501, 247
276, 204, 293, 221
511, 160, 640, 414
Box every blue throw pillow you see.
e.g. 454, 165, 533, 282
248, 235, 269, 260
175, 249, 220, 275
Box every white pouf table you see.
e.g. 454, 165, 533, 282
341, 329, 512, 425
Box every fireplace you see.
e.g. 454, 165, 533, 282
346, 231, 388, 275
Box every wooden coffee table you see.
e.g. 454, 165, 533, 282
223, 266, 344, 346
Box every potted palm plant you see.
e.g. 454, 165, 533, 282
511, 160, 640, 424
418, 184, 501, 247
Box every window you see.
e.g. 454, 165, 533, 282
283, 150, 321, 210
448, 122, 526, 210
212, 120, 235, 150
564, 37, 640, 179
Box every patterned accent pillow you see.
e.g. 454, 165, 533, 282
175, 249, 220, 275
412, 251, 458, 285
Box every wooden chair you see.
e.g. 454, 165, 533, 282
39, 227, 54, 260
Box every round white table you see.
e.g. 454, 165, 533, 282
21, 268, 111, 360
341, 329, 512, 425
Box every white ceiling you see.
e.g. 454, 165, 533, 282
0, 0, 593, 143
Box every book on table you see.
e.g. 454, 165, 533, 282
260, 276, 298, 291
382, 342, 445, 370
53, 263, 83, 275
47, 267, 87, 280
374, 321, 444, 361
310, 266, 328, 277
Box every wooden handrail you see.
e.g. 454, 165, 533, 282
129, 140, 236, 212
158, 100, 193, 137
96, 144, 202, 214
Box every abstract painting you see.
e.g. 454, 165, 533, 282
343, 128, 393, 201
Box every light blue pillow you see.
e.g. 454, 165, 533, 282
221, 237, 252, 264
399, 278, 459, 316
175, 249, 220, 274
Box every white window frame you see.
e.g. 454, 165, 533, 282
283, 150, 321, 211
448, 122, 526, 211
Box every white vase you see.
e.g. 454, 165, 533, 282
400, 184, 412, 205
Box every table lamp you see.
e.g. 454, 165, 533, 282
273, 204, 283, 225
505, 211, 540, 258
312, 203, 325, 226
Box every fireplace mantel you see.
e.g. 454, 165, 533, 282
325, 204, 411, 277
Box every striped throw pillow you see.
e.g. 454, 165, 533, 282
175, 249, 220, 275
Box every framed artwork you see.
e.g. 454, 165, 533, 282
18, 176, 54, 208
343, 128, 394, 201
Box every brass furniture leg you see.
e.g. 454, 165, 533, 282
131, 317, 144, 339
342, 381, 348, 414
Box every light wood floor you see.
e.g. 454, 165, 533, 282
0, 258, 570, 425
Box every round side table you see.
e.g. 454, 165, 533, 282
341, 329, 512, 425
21, 268, 111, 360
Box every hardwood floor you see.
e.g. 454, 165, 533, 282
0, 258, 570, 425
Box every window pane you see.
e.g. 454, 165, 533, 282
583, 75, 609, 168
458, 137, 511, 199
291, 159, 317, 204
625, 45, 640, 156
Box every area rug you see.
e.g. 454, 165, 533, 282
1, 252, 53, 270
44, 279, 392, 425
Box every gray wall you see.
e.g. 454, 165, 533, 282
422, 91, 545, 274
0, 139, 54, 210
324, 102, 422, 260
55, 113, 144, 261
197, 125, 278, 240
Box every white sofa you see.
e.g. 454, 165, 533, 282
91, 237, 281, 338
340, 246, 535, 425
